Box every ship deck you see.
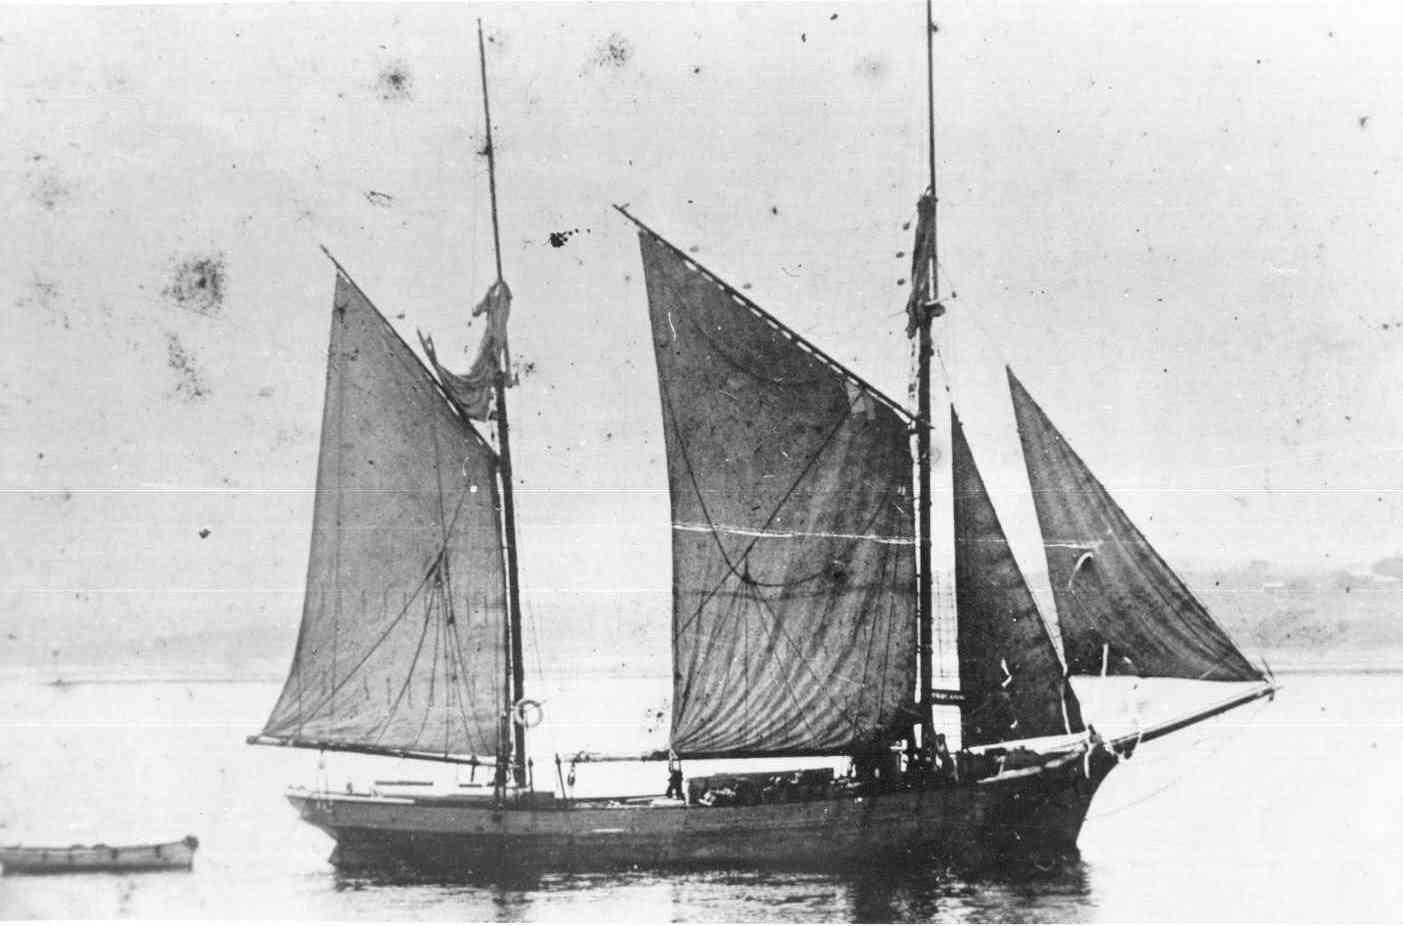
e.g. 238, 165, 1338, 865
284, 745, 1118, 872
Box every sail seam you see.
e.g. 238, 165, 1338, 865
660, 366, 899, 751
862, 515, 903, 744
412, 582, 445, 750
737, 581, 824, 749
657, 381, 747, 642
445, 611, 486, 758
671, 522, 915, 546
423, 378, 453, 755
428, 385, 474, 759
372, 574, 440, 749
712, 582, 756, 748
670, 386, 869, 639
747, 582, 868, 747
280, 558, 441, 732
689, 499, 905, 592
426, 474, 489, 755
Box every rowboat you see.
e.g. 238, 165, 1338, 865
0, 835, 199, 875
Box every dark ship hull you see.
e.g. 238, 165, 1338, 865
290, 748, 1120, 874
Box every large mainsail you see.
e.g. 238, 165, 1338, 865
635, 225, 919, 758
257, 274, 511, 758
1008, 369, 1262, 682
952, 411, 1084, 746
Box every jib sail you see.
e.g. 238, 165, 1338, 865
1009, 369, 1263, 682
952, 410, 1085, 746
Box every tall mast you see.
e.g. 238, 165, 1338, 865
925, 0, 939, 262
477, 19, 527, 789
915, 0, 940, 751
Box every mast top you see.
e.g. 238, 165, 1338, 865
923, 0, 939, 311
477, 19, 505, 285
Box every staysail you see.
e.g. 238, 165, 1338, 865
635, 224, 918, 758
256, 274, 511, 758
952, 411, 1085, 746
1008, 369, 1263, 682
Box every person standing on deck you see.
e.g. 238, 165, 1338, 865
665, 757, 684, 800
934, 733, 958, 782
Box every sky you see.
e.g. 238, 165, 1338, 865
3, 1, 1401, 676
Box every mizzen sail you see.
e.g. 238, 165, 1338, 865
257, 274, 510, 758
952, 411, 1085, 746
635, 225, 918, 758
1008, 369, 1262, 682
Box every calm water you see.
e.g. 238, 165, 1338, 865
1, 672, 1400, 921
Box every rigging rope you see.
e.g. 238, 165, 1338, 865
410, 582, 446, 749
445, 613, 488, 758
525, 599, 547, 706
654, 312, 912, 749
291, 559, 440, 727
371, 573, 441, 747
663, 381, 868, 637
1085, 691, 1270, 821
743, 582, 833, 745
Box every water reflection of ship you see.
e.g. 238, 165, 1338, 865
846, 857, 1092, 924
247, 9, 1276, 873
330, 852, 1092, 922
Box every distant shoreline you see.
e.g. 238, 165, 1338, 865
1268, 664, 1403, 676
4, 665, 1403, 686
0, 671, 284, 686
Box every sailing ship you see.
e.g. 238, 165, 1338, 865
247, 13, 1277, 872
